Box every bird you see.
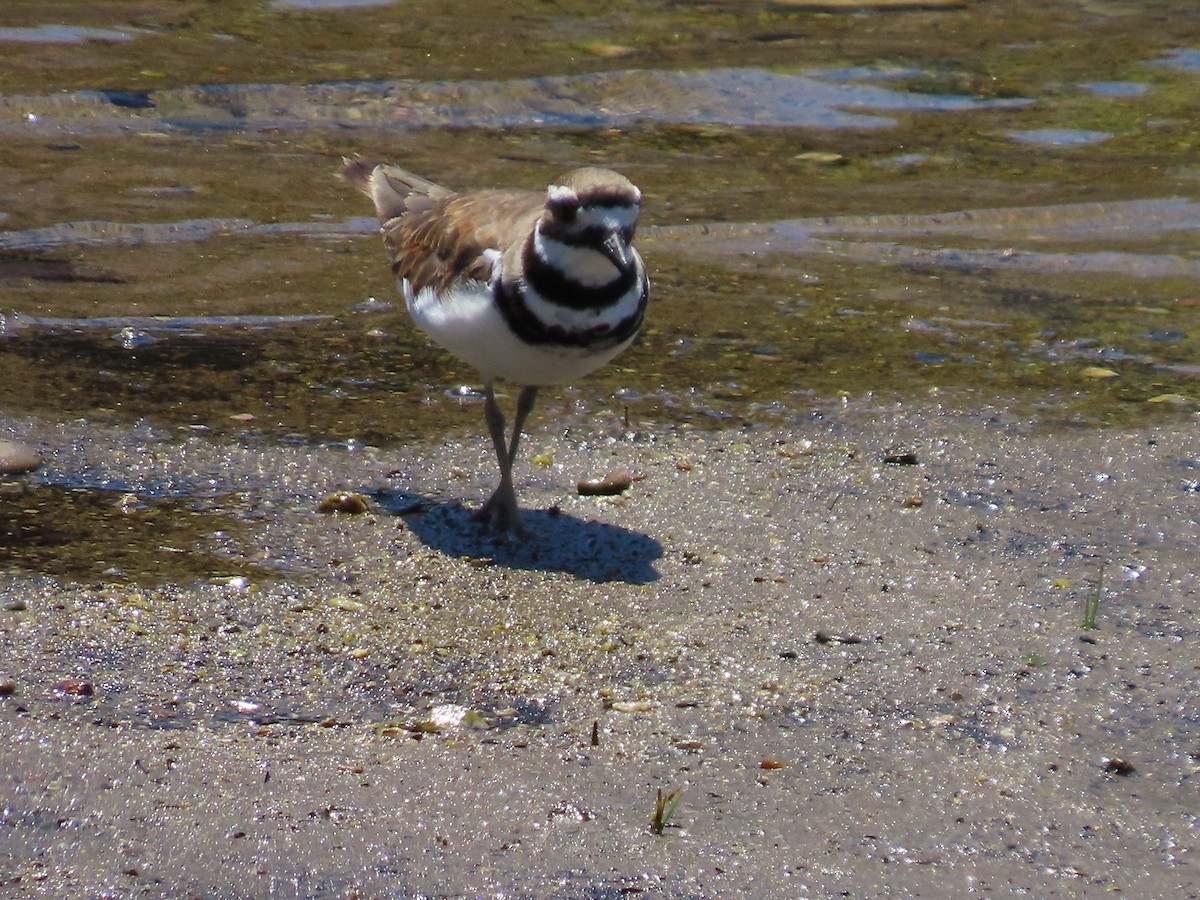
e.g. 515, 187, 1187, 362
342, 158, 649, 536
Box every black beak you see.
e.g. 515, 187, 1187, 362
600, 230, 634, 270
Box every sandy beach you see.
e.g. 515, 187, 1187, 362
2, 398, 1197, 897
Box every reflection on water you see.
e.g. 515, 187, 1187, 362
2, 313, 329, 332
1006, 129, 1112, 146
1155, 48, 1200, 72
0, 485, 271, 585
0, 1, 1197, 445
1, 189, 1198, 442
1, 252, 1195, 447
0, 67, 1030, 135
0, 25, 133, 44
271, 0, 394, 9
1079, 82, 1149, 97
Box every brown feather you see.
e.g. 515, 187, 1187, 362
342, 159, 545, 297
553, 167, 641, 206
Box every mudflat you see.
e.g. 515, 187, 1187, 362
2, 400, 1196, 897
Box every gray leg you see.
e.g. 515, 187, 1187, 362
506, 386, 539, 468
473, 381, 534, 537
482, 380, 509, 472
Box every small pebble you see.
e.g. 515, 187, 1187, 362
882, 449, 919, 465
56, 679, 95, 697
318, 491, 369, 514
1103, 757, 1136, 776
1146, 393, 1191, 405
609, 700, 655, 713
813, 631, 863, 645
0, 440, 41, 475
795, 151, 845, 165
577, 470, 640, 496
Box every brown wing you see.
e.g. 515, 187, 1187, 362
388, 190, 546, 295
343, 159, 544, 296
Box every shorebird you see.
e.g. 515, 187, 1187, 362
343, 159, 649, 535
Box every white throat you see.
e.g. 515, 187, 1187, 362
533, 232, 623, 287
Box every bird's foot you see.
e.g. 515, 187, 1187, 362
472, 483, 529, 540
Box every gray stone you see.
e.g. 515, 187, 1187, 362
0, 440, 41, 475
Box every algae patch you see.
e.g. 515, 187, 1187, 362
0, 485, 271, 585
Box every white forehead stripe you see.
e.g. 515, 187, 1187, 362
574, 205, 639, 230
547, 183, 641, 208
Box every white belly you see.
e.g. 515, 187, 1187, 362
402, 279, 636, 386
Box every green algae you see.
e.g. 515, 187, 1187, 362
0, 0, 1198, 443
0, 484, 274, 585
2, 238, 1194, 444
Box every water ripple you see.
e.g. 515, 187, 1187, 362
1006, 128, 1111, 146
0, 312, 330, 334
0, 25, 134, 44
4, 199, 1196, 279
0, 68, 1030, 135
657, 198, 1200, 278
1152, 48, 1200, 72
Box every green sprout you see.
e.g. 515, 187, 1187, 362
650, 787, 682, 835
1082, 561, 1105, 630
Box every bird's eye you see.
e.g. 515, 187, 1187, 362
550, 196, 579, 223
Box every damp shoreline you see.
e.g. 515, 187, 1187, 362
1, 400, 1197, 896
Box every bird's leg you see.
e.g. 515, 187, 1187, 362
481, 379, 509, 474
473, 381, 528, 536
506, 386, 539, 469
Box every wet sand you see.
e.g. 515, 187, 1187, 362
2, 399, 1197, 897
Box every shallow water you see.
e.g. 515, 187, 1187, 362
1, 0, 1199, 583
1, 8, 1196, 432
0, 483, 270, 584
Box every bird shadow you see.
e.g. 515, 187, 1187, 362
371, 490, 661, 584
